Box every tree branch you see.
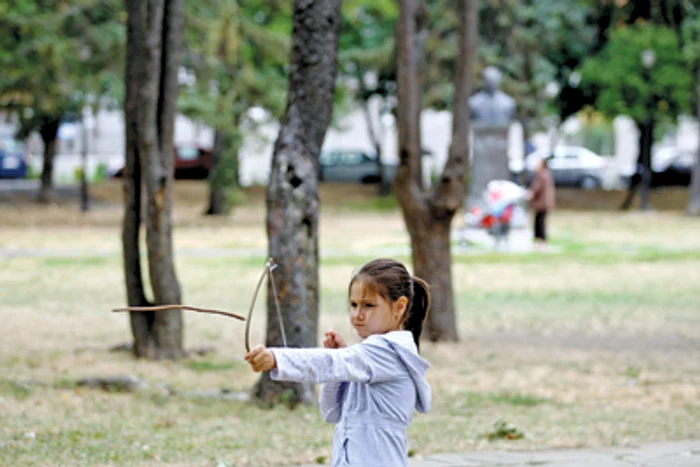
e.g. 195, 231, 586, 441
113, 305, 245, 321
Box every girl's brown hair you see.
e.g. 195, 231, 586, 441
349, 258, 431, 349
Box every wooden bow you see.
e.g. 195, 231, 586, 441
112, 258, 286, 353
245, 258, 287, 353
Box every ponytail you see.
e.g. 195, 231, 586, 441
404, 276, 431, 350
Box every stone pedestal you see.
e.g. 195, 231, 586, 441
467, 124, 511, 209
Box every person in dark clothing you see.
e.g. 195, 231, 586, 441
528, 158, 556, 244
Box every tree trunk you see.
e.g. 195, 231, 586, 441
687, 69, 700, 216
80, 117, 90, 212
37, 118, 59, 204
205, 130, 228, 215
253, 0, 341, 407
123, 0, 184, 360
205, 126, 241, 216
620, 125, 645, 210
394, 0, 477, 342
639, 120, 654, 210
360, 98, 390, 196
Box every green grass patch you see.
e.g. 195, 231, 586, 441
0, 379, 33, 400
330, 193, 400, 212
185, 359, 240, 372
465, 391, 550, 407
41, 257, 112, 267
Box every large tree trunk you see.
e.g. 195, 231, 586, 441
37, 118, 59, 204
123, 0, 184, 360
253, 0, 341, 407
394, 0, 477, 342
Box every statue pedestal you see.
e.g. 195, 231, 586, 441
467, 124, 511, 209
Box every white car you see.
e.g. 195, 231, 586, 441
511, 146, 606, 190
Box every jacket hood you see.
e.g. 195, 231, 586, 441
381, 331, 432, 413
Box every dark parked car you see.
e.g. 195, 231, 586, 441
618, 147, 695, 188
0, 137, 28, 179
651, 146, 693, 187
113, 145, 213, 179
319, 149, 397, 184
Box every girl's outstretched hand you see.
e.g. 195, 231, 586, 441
244, 344, 276, 372
323, 330, 347, 349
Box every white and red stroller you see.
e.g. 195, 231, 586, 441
462, 180, 528, 250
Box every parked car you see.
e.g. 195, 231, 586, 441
319, 149, 397, 184
651, 146, 693, 187
0, 137, 28, 179
112, 145, 213, 180
512, 146, 606, 189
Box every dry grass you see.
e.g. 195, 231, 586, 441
1, 181, 699, 466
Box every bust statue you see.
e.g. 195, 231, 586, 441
469, 67, 516, 125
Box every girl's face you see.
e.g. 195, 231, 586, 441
349, 280, 407, 339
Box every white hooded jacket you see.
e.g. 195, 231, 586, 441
270, 330, 431, 467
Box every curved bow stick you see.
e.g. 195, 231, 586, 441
245, 258, 287, 353
113, 305, 245, 321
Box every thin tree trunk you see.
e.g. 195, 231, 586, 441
205, 130, 228, 215
360, 98, 389, 195
123, 0, 154, 358
253, 0, 342, 407
37, 119, 59, 204
394, 0, 477, 342
80, 117, 90, 212
123, 0, 184, 360
640, 119, 655, 210
687, 62, 700, 215
620, 126, 645, 210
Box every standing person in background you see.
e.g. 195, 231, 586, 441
528, 157, 556, 246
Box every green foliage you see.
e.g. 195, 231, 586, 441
0, 1, 125, 134
579, 24, 691, 125
682, 3, 700, 65
423, 0, 594, 127
574, 114, 615, 155
181, 0, 289, 127
181, 0, 289, 211
335, 2, 398, 136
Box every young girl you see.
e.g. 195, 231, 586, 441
244, 258, 431, 467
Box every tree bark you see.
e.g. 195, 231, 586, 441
205, 130, 229, 215
253, 0, 341, 407
37, 118, 59, 204
620, 120, 654, 211
79, 117, 90, 212
360, 97, 390, 196
394, 0, 477, 342
205, 125, 241, 216
687, 66, 700, 215
123, 0, 184, 360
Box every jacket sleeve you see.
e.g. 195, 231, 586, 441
529, 172, 544, 196
269, 336, 404, 385
319, 382, 346, 423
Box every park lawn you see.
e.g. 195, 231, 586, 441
0, 181, 699, 466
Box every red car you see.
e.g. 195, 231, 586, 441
113, 145, 213, 180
